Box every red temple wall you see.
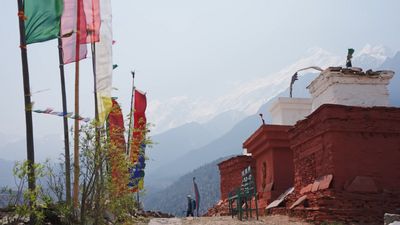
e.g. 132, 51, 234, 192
273, 148, 294, 192
285, 104, 400, 224
243, 125, 294, 208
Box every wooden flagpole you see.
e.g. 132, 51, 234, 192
90, 43, 100, 152
57, 37, 72, 205
72, 0, 82, 209
126, 71, 141, 204
126, 71, 135, 155
90, 41, 103, 224
16, 0, 36, 223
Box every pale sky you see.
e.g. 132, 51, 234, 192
1, 0, 400, 140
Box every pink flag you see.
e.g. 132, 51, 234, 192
61, 0, 100, 64
61, 0, 87, 64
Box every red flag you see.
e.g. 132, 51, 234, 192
107, 99, 129, 195
83, 0, 100, 43
129, 90, 147, 163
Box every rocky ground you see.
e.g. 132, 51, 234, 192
146, 215, 312, 225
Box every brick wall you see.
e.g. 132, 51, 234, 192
218, 155, 254, 200
285, 104, 400, 224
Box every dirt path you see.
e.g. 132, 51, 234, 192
147, 216, 312, 225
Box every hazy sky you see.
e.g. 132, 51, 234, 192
1, 0, 400, 140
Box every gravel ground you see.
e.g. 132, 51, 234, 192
147, 216, 312, 225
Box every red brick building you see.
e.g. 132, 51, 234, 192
212, 68, 400, 224
243, 124, 294, 209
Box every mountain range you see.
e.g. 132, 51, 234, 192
147, 44, 394, 135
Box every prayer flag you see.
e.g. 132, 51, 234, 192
82, 0, 100, 43
107, 99, 129, 195
128, 90, 147, 192
129, 90, 147, 163
24, 0, 63, 44
61, 0, 87, 64
95, 0, 113, 124
60, 0, 100, 64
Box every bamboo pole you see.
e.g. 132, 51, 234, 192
57, 37, 72, 205
16, 0, 35, 224
72, 0, 82, 209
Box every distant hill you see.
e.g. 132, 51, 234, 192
143, 157, 229, 216
0, 159, 16, 188
145, 114, 260, 192
147, 110, 245, 175
147, 122, 217, 176
155, 72, 317, 182
0, 134, 65, 162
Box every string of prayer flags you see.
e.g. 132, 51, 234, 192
33, 108, 90, 122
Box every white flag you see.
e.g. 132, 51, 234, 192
95, 0, 113, 124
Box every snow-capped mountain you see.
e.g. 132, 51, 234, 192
353, 44, 394, 69
147, 45, 391, 134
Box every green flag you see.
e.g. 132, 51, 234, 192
24, 0, 63, 44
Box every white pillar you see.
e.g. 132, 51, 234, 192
308, 69, 394, 111
269, 97, 312, 125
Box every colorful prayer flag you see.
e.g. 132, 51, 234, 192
129, 90, 147, 164
107, 99, 129, 195
24, 0, 63, 44
128, 89, 147, 192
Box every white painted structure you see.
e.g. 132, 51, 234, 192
308, 70, 394, 111
242, 148, 251, 156
269, 97, 312, 126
